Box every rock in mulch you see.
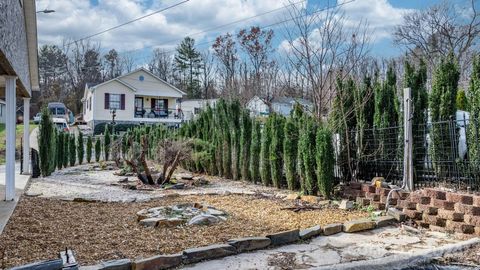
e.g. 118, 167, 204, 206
285, 193, 300, 200
343, 218, 376, 233
177, 173, 193, 180
339, 200, 354, 210
118, 177, 129, 183
388, 207, 406, 222
183, 244, 236, 264
164, 183, 185, 190
323, 223, 343, 236
299, 225, 322, 240
301, 195, 320, 204
266, 229, 299, 246
133, 254, 183, 270
192, 176, 209, 186
227, 237, 271, 252
188, 214, 224, 225
139, 218, 162, 228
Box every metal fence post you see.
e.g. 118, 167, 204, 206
403, 88, 414, 191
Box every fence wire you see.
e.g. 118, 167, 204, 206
334, 113, 480, 191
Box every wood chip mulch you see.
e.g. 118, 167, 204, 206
0, 195, 368, 268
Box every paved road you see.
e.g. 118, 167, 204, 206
0, 162, 21, 174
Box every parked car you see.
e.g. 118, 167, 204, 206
33, 112, 41, 124
52, 117, 69, 132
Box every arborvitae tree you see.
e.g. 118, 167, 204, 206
56, 132, 64, 170
316, 126, 334, 198
86, 136, 93, 163
430, 52, 460, 176
69, 134, 76, 166
330, 77, 356, 181
63, 132, 69, 168
250, 119, 261, 183
299, 117, 317, 194
229, 101, 241, 180
284, 116, 298, 190
261, 116, 272, 186
240, 110, 252, 181
468, 54, 480, 169
38, 107, 56, 176
77, 131, 84, 165
373, 66, 398, 178
270, 114, 285, 188
95, 138, 101, 162
456, 88, 468, 111
404, 59, 428, 178
104, 124, 111, 161
354, 75, 375, 180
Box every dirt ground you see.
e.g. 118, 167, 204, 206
0, 194, 368, 268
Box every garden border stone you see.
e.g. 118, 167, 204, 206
99, 259, 131, 270
182, 244, 236, 264
9, 259, 63, 270
323, 223, 343, 235
266, 229, 299, 246
132, 254, 182, 270
227, 237, 271, 252
299, 225, 322, 240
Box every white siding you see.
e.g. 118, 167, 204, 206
246, 96, 269, 116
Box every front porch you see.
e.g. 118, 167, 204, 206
133, 95, 182, 121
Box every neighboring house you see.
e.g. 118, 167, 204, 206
82, 67, 186, 129
181, 99, 218, 121
0, 0, 40, 200
246, 96, 314, 117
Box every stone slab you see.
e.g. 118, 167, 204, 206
10, 259, 63, 270
133, 254, 182, 270
227, 237, 271, 252
343, 218, 376, 233
266, 229, 299, 246
323, 223, 343, 236
99, 259, 132, 270
375, 216, 397, 228
299, 225, 322, 240
183, 244, 236, 264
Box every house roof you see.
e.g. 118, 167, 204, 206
272, 97, 313, 107
85, 67, 187, 96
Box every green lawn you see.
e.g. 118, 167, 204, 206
0, 122, 38, 164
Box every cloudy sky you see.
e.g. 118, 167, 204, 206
35, 0, 449, 64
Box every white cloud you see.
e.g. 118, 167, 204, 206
35, 0, 290, 53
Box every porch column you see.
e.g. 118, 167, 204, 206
4, 76, 17, 201
22, 97, 30, 174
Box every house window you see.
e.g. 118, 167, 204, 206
109, 94, 121, 109
89, 97, 92, 111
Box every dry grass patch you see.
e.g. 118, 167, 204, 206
0, 195, 368, 267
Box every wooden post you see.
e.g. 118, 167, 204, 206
403, 88, 414, 191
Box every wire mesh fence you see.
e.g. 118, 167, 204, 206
334, 113, 480, 191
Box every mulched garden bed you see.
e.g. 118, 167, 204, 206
0, 195, 368, 268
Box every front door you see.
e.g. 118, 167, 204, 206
135, 97, 144, 117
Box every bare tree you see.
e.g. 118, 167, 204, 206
394, 0, 479, 69
148, 48, 173, 82
282, 3, 370, 118
200, 50, 216, 98
212, 33, 238, 99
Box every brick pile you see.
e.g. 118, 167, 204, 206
344, 183, 480, 237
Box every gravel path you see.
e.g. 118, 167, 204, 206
25, 163, 291, 202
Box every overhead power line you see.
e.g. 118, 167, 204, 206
66, 0, 190, 46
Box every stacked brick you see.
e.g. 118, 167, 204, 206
345, 184, 480, 237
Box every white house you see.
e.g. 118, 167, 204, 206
82, 68, 186, 129
181, 99, 218, 121
0, 99, 6, 124
246, 96, 313, 117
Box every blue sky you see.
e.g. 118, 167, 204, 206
36, 0, 463, 64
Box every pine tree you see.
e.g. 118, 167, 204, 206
95, 138, 101, 162
174, 37, 203, 98
240, 110, 252, 181
430, 52, 460, 176
39, 107, 56, 176
261, 117, 272, 186
56, 132, 64, 170
86, 136, 93, 163
270, 114, 285, 188
468, 54, 480, 170
104, 125, 111, 161
456, 89, 468, 111
250, 119, 261, 183
316, 126, 334, 198
77, 131, 84, 165
69, 134, 76, 166
284, 116, 298, 190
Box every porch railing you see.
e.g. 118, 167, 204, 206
134, 107, 183, 120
